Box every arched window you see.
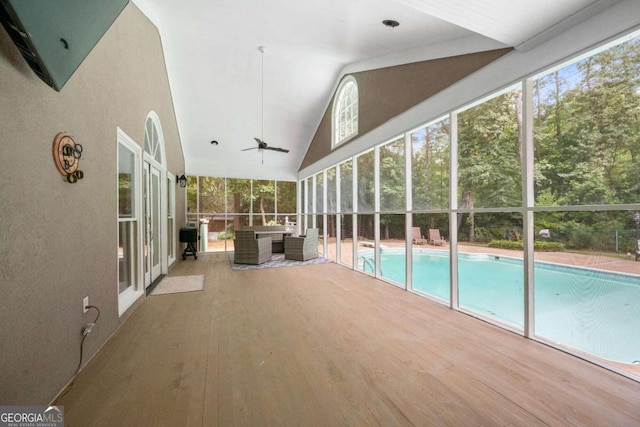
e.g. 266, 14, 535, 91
144, 113, 165, 165
332, 75, 358, 147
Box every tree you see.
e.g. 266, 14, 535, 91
457, 89, 523, 239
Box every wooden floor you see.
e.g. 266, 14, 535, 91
60, 253, 640, 426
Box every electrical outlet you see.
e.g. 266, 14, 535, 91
83, 296, 89, 313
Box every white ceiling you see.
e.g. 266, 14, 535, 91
131, 0, 622, 181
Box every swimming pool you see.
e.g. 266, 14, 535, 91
358, 248, 640, 364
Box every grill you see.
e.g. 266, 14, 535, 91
179, 227, 198, 260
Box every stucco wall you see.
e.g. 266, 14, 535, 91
0, 4, 185, 404
300, 48, 512, 170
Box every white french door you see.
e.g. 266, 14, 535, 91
144, 161, 163, 287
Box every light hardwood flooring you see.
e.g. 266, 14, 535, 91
60, 253, 640, 426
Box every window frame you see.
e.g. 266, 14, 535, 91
332, 75, 359, 148
117, 127, 144, 316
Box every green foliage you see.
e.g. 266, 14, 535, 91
534, 38, 640, 206
339, 160, 353, 212
534, 241, 565, 251
411, 120, 450, 209
458, 89, 523, 209
380, 138, 406, 211
217, 223, 234, 240
488, 240, 564, 251
488, 240, 522, 250
566, 226, 596, 249
277, 181, 297, 213
357, 151, 375, 212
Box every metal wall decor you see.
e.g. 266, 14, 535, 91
52, 132, 84, 183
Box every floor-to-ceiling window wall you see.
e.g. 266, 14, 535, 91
379, 137, 406, 287
299, 30, 640, 380
185, 177, 297, 252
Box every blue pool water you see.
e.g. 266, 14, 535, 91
359, 249, 640, 364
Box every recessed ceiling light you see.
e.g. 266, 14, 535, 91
382, 19, 399, 29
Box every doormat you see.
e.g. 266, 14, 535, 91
150, 274, 205, 295
228, 253, 332, 271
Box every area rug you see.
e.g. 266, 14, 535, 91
150, 274, 205, 295
228, 253, 332, 271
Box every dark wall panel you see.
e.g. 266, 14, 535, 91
300, 48, 512, 169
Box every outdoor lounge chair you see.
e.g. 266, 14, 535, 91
636, 239, 640, 261
428, 229, 445, 246
284, 228, 319, 261
234, 230, 272, 265
412, 227, 427, 245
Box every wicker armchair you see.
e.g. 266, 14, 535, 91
234, 230, 272, 265
284, 228, 319, 261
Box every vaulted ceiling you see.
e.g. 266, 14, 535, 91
131, 0, 622, 181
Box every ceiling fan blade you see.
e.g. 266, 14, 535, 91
241, 147, 258, 151
254, 137, 263, 145
265, 146, 289, 153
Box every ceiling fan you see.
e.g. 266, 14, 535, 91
242, 46, 289, 163
242, 137, 289, 153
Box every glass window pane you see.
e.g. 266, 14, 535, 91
118, 221, 137, 293
277, 181, 297, 214
152, 172, 160, 265
340, 160, 353, 213
168, 217, 174, 259
357, 151, 374, 213
144, 118, 152, 155
317, 215, 325, 257
199, 177, 226, 214
356, 214, 375, 274
326, 167, 337, 213
226, 179, 251, 214
334, 78, 359, 145
118, 145, 135, 217
534, 36, 640, 206
339, 214, 353, 267
315, 172, 324, 213
411, 119, 450, 210
380, 138, 405, 212
326, 214, 337, 261
153, 121, 162, 163
167, 176, 174, 260
458, 88, 523, 208
305, 177, 312, 214
380, 214, 406, 286
252, 180, 276, 221
534, 210, 640, 374
412, 213, 450, 302
186, 176, 198, 217
458, 212, 524, 329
